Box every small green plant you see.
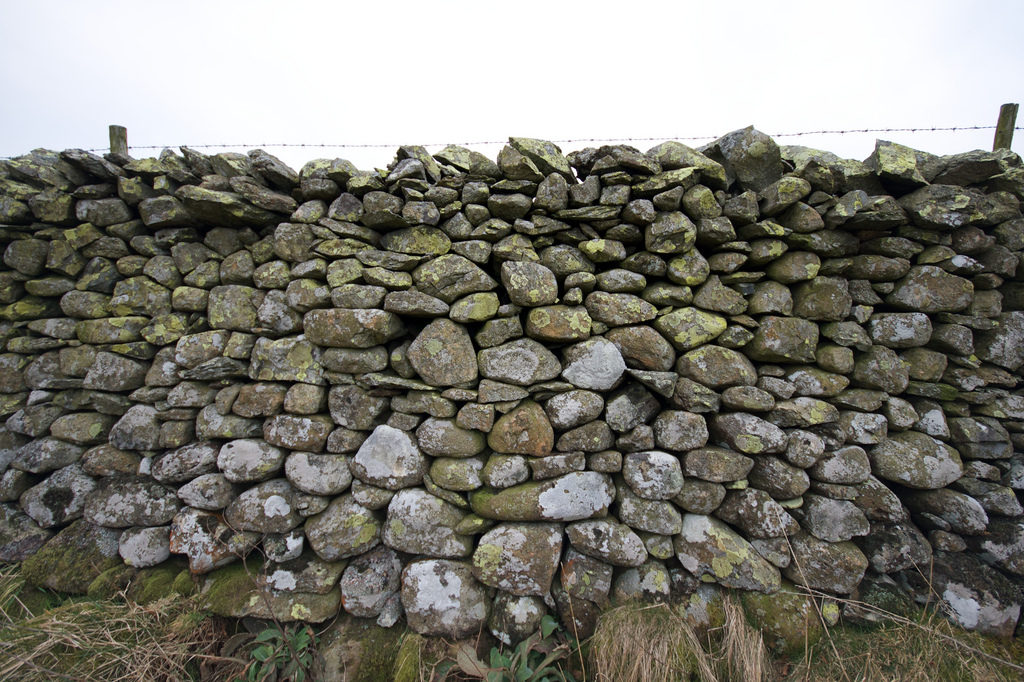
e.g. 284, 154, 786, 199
453, 614, 578, 682
236, 623, 317, 682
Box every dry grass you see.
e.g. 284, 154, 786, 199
588, 601, 709, 681
580, 591, 1024, 682
586, 598, 772, 682
0, 564, 238, 682
718, 597, 772, 682
0, 598, 235, 681
783, 600, 1024, 682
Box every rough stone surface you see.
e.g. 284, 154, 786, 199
305, 495, 382, 561
674, 514, 781, 593
487, 401, 554, 457
407, 318, 479, 386
383, 488, 472, 558
304, 308, 404, 348
782, 532, 868, 594
471, 472, 615, 522
223, 479, 302, 534
402, 559, 489, 638
746, 316, 819, 364
472, 522, 562, 596
84, 476, 181, 528
566, 519, 648, 567
351, 425, 428, 490
561, 337, 626, 390
339, 545, 402, 618
1, 133, 1021, 639
478, 338, 561, 386
869, 432, 964, 489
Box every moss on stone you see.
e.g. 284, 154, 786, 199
392, 632, 424, 682
0, 297, 62, 321
318, 620, 407, 682
127, 562, 189, 604
740, 582, 823, 657
87, 564, 137, 599
655, 307, 727, 351
200, 560, 261, 615
20, 520, 122, 594
473, 541, 504, 576
354, 624, 405, 682
172, 568, 197, 596
200, 559, 340, 622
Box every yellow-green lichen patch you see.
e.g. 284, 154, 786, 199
675, 514, 781, 594
655, 307, 727, 351
734, 433, 764, 453
472, 542, 503, 575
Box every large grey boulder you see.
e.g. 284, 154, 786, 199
407, 318, 479, 386
340, 545, 402, 618
901, 552, 1021, 637
402, 559, 489, 637
470, 472, 615, 522
886, 266, 973, 312
746, 316, 818, 363
20, 463, 95, 528
869, 432, 963, 489
223, 479, 302, 534
566, 519, 648, 567
674, 514, 781, 593
702, 127, 784, 191
782, 532, 868, 594
478, 338, 562, 386
0, 504, 53, 561
84, 475, 181, 528
561, 337, 626, 390
383, 489, 472, 558
304, 308, 404, 348
975, 311, 1024, 371
218, 439, 286, 483
351, 425, 428, 490
472, 522, 563, 596
305, 495, 382, 561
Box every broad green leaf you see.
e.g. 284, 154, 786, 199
490, 647, 510, 669
540, 615, 558, 639
255, 629, 280, 643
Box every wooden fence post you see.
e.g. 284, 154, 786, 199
109, 125, 128, 157
993, 103, 1018, 151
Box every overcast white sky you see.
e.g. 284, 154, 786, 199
1, 0, 1021, 172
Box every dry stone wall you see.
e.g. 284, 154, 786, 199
1, 129, 1024, 639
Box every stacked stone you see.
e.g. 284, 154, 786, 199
0, 130, 1023, 638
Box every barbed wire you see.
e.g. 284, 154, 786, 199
2, 125, 1021, 160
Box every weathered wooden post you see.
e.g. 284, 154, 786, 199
993, 103, 1018, 151
109, 124, 128, 157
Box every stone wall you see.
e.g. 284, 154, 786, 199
1, 129, 1023, 640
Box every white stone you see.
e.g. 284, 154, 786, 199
536, 472, 615, 521
352, 425, 427, 490
218, 439, 285, 482
119, 526, 171, 567
561, 337, 626, 390
285, 452, 352, 496
401, 559, 488, 637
